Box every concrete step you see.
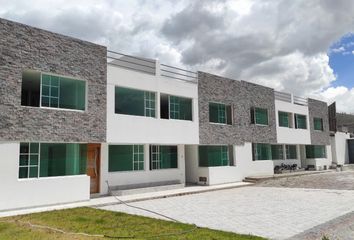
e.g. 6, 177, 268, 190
341, 164, 354, 171
110, 183, 185, 196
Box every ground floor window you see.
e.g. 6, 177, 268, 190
19, 143, 87, 179
109, 145, 144, 172
253, 143, 299, 161
286, 145, 297, 159
199, 145, 230, 167
150, 145, 178, 170
305, 145, 326, 158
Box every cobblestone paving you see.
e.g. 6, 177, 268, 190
99, 186, 354, 240
256, 171, 354, 190
288, 210, 354, 240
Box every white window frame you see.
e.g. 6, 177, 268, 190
19, 143, 40, 179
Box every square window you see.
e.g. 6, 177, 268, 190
19, 167, 28, 178
20, 143, 29, 154
30, 154, 39, 165
51, 87, 59, 97
30, 143, 39, 153
29, 167, 38, 178
19, 154, 29, 166
42, 85, 50, 96
42, 75, 50, 85
42, 96, 50, 107
51, 76, 59, 86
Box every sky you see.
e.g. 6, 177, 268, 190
1, 0, 354, 112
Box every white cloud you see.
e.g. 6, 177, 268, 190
331, 46, 345, 53
1, 0, 354, 111
318, 86, 354, 113
352, 50, 354, 55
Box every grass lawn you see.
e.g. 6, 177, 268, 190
0, 207, 266, 240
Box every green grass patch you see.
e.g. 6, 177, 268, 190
0, 207, 266, 240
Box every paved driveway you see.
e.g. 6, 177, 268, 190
99, 185, 354, 240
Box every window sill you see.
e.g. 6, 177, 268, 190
160, 118, 194, 122
21, 105, 86, 113
114, 113, 157, 119
18, 174, 88, 181
254, 123, 269, 127
198, 165, 233, 168
209, 122, 232, 126
108, 170, 146, 173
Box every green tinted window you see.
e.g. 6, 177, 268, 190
279, 111, 290, 127
286, 145, 297, 159
39, 143, 87, 177
169, 96, 192, 120
253, 143, 271, 160
150, 145, 178, 170
306, 145, 326, 158
255, 108, 268, 125
209, 103, 232, 124
41, 74, 86, 110
115, 87, 155, 117
109, 145, 144, 172
295, 114, 307, 129
199, 145, 229, 167
271, 145, 284, 160
314, 118, 323, 131
19, 142, 39, 179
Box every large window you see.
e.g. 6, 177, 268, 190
21, 70, 86, 110
306, 145, 326, 158
160, 94, 192, 121
109, 145, 144, 172
115, 87, 156, 117
19, 143, 87, 179
286, 145, 297, 159
294, 114, 307, 129
209, 103, 232, 125
251, 107, 268, 125
271, 145, 284, 160
252, 143, 272, 160
278, 111, 292, 128
150, 145, 178, 170
314, 118, 323, 131
199, 145, 230, 167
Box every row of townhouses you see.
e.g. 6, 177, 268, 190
0, 18, 352, 211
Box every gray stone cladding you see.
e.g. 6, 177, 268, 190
198, 72, 277, 145
308, 98, 330, 145
0, 18, 107, 142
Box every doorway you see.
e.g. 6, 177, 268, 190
87, 144, 101, 194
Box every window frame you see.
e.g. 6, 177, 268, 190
115, 86, 156, 118
285, 145, 297, 160
305, 145, 327, 159
209, 102, 233, 125
39, 72, 87, 112
278, 111, 292, 128
108, 145, 145, 172
294, 113, 307, 129
313, 117, 324, 131
167, 95, 193, 121
19, 143, 40, 179
198, 145, 231, 167
251, 107, 269, 126
149, 145, 178, 170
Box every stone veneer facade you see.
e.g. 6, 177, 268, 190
198, 72, 277, 145
0, 18, 107, 142
308, 98, 330, 145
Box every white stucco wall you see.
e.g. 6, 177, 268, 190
331, 132, 350, 165
275, 100, 311, 144
107, 65, 199, 144
100, 144, 186, 194
185, 143, 274, 185
0, 142, 90, 211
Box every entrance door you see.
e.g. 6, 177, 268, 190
348, 140, 354, 164
87, 144, 101, 194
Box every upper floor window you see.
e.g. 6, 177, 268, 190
209, 102, 232, 125
251, 107, 268, 125
21, 70, 86, 111
314, 118, 323, 131
278, 111, 292, 128
160, 94, 192, 121
115, 86, 156, 117
294, 114, 307, 129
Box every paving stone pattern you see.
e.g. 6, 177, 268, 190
100, 186, 354, 240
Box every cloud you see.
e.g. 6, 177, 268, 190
331, 46, 345, 53
1, 0, 354, 111
318, 86, 354, 113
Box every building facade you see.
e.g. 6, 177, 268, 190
0, 18, 335, 211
